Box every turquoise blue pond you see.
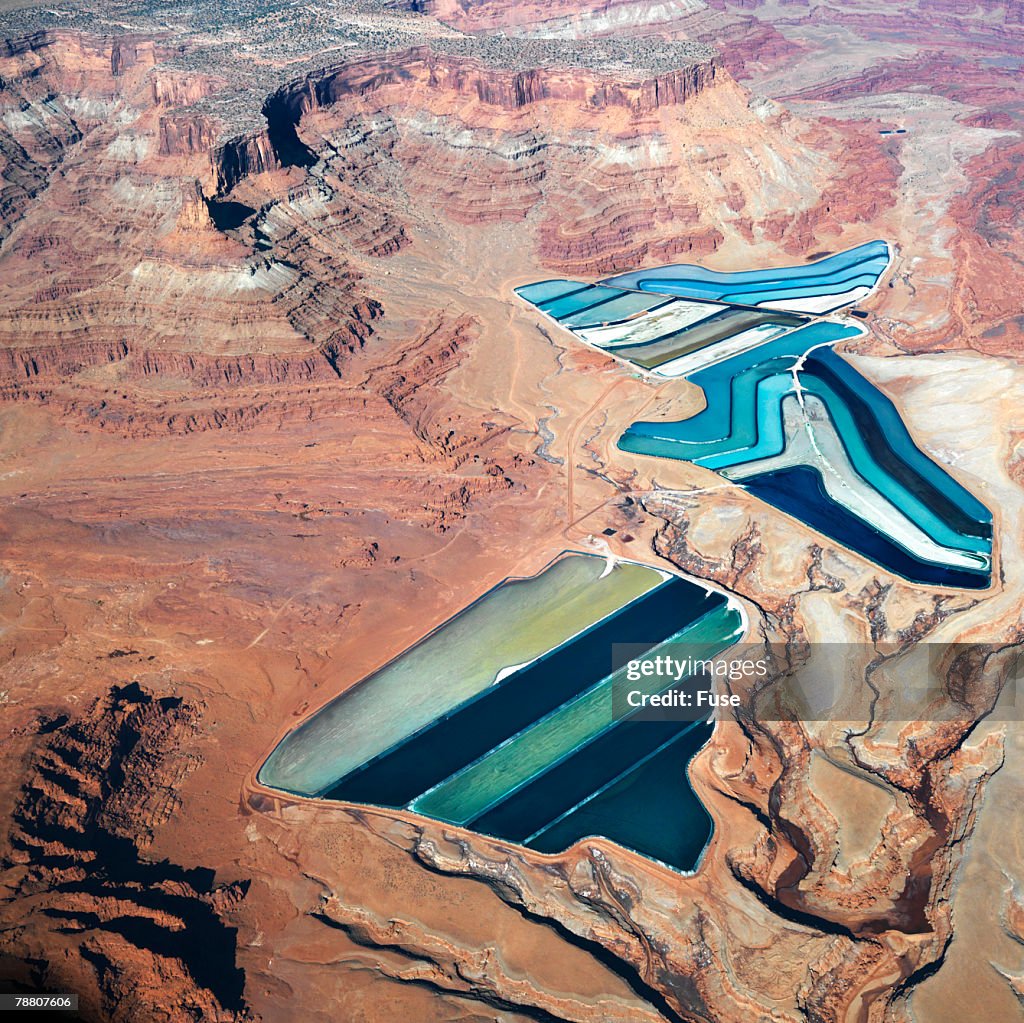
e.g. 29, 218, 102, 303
262, 553, 744, 872
474, 717, 714, 866
516, 279, 588, 304
624, 321, 860, 446
523, 283, 674, 327
619, 265, 886, 306
720, 269, 887, 308
538, 285, 614, 318
525, 721, 714, 870
810, 347, 991, 531
601, 240, 890, 309
516, 244, 992, 589
559, 291, 672, 327
618, 319, 992, 588
799, 363, 990, 556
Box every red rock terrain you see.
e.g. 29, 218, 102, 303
683, 0, 1024, 356
1, 684, 253, 1021
0, 2, 1022, 1022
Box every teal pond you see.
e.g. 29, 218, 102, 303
518, 242, 992, 589
259, 553, 744, 872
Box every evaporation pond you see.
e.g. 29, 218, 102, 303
258, 553, 668, 796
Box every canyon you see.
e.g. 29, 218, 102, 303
0, 1, 1021, 1021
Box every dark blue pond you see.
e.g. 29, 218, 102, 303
742, 465, 990, 589
468, 711, 715, 871
526, 721, 714, 870
808, 348, 991, 538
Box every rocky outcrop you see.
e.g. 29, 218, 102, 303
210, 47, 718, 194
419, 0, 697, 33
0, 341, 129, 381
0, 28, 169, 96
211, 131, 283, 196
0, 684, 254, 1022
127, 349, 339, 386
150, 70, 226, 109
175, 178, 215, 233
159, 113, 219, 157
